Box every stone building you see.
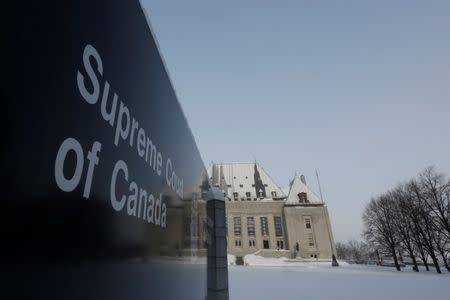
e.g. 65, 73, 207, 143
208, 162, 337, 259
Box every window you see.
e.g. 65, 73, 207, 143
305, 217, 312, 229
260, 217, 269, 236
276, 240, 284, 249
274, 216, 283, 237
263, 240, 270, 249
271, 191, 277, 198
227, 184, 231, 188
233, 217, 241, 236
233, 192, 238, 201
235, 240, 242, 247
246, 192, 251, 200
298, 192, 308, 203
247, 217, 255, 237
239, 184, 243, 188
249, 240, 256, 247
308, 233, 315, 247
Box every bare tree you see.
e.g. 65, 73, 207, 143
418, 167, 450, 271
419, 167, 450, 240
390, 186, 419, 272
336, 240, 378, 263
399, 184, 431, 271
413, 235, 430, 271
432, 228, 450, 272
335, 242, 349, 260
407, 180, 442, 273
362, 167, 450, 274
363, 195, 401, 271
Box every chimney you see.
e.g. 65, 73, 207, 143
300, 175, 306, 185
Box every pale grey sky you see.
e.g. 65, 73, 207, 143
142, 0, 450, 241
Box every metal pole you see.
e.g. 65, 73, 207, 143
316, 171, 339, 267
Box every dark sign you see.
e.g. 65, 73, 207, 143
2, 1, 209, 299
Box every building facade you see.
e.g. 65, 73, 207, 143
208, 163, 337, 259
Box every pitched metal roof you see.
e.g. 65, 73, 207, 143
285, 175, 322, 204
207, 163, 323, 205
207, 162, 286, 201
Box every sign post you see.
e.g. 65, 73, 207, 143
206, 188, 229, 300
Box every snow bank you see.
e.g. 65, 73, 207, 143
229, 264, 450, 300
244, 254, 288, 266
227, 254, 236, 266
243, 254, 349, 267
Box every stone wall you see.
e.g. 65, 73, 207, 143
225, 200, 336, 259
225, 201, 286, 256
283, 204, 336, 259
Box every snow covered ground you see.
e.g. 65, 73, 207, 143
229, 259, 450, 300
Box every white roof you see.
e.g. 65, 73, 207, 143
281, 186, 290, 196
285, 175, 322, 204
207, 163, 323, 204
207, 163, 286, 200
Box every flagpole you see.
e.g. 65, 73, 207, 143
316, 170, 324, 204
315, 170, 339, 267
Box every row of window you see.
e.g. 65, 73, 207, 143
229, 182, 268, 186
228, 191, 309, 202
214, 175, 260, 181
234, 237, 313, 249
189, 215, 311, 236
234, 239, 257, 248
231, 216, 315, 245
233, 239, 285, 249
183, 215, 314, 247
232, 191, 278, 201
233, 216, 284, 238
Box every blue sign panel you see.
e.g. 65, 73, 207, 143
2, 1, 209, 299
